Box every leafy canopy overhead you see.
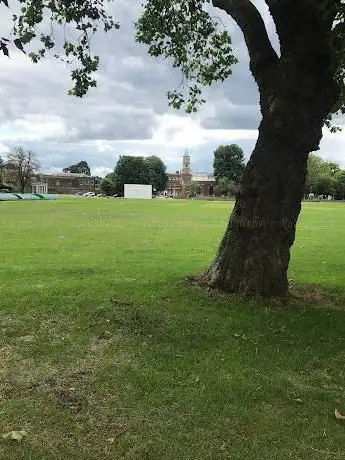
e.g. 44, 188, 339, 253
0, 0, 235, 111
135, 0, 237, 112
0, 0, 119, 97
1, 0, 345, 122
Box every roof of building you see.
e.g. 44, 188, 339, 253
39, 172, 92, 178
191, 174, 215, 182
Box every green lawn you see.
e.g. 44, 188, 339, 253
1, 198, 345, 459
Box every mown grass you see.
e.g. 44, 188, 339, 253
1, 198, 345, 459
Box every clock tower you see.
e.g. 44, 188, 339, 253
181, 150, 192, 186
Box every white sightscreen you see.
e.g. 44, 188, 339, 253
124, 184, 152, 199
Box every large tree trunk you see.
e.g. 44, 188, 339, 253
200, 125, 308, 297
199, 67, 338, 297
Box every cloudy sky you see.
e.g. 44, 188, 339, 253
0, 0, 344, 177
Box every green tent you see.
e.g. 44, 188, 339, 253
14, 193, 41, 200
0, 193, 20, 201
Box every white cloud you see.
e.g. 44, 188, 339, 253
120, 113, 259, 149
150, 114, 205, 147
13, 114, 71, 141
93, 140, 116, 152
319, 125, 345, 167
92, 166, 113, 177
0, 142, 8, 154
122, 56, 145, 69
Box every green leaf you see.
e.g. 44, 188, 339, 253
135, 0, 237, 113
14, 38, 25, 53
0, 42, 9, 57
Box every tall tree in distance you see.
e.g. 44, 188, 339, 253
305, 154, 342, 195
7, 146, 39, 193
313, 174, 335, 196
113, 156, 150, 195
1, 0, 345, 296
213, 144, 245, 185
0, 155, 4, 184
334, 171, 345, 200
145, 156, 168, 192
100, 156, 168, 195
305, 155, 329, 194
63, 161, 91, 176
100, 173, 117, 196
214, 177, 238, 198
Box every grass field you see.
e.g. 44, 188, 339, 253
1, 198, 345, 459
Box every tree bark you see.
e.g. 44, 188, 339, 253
199, 127, 308, 297
199, 65, 338, 297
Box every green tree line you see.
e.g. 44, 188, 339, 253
305, 154, 345, 199
101, 155, 168, 196
213, 144, 245, 198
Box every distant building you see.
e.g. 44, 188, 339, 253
166, 171, 183, 197
166, 151, 215, 197
191, 173, 215, 196
32, 172, 98, 195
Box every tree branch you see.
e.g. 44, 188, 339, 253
212, 0, 279, 86
264, 0, 336, 56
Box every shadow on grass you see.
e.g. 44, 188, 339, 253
184, 275, 345, 311
79, 279, 345, 370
